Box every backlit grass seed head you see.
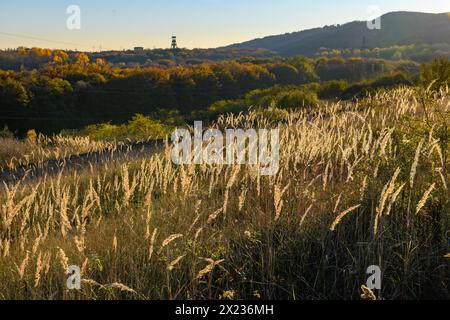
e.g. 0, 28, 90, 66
158, 234, 183, 254
416, 183, 436, 215
167, 255, 185, 272
108, 282, 138, 295
17, 251, 30, 279
330, 205, 361, 231
196, 258, 225, 280
57, 247, 69, 271
410, 139, 424, 188
374, 168, 401, 234
361, 285, 377, 300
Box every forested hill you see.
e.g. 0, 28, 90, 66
227, 12, 450, 56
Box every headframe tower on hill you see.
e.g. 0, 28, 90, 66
171, 36, 178, 50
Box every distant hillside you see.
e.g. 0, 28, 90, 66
227, 12, 450, 56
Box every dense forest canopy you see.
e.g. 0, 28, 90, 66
0, 47, 278, 71
0, 45, 423, 135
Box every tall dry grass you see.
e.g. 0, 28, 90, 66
0, 87, 448, 300
0, 134, 117, 171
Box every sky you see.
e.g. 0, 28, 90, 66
0, 0, 449, 51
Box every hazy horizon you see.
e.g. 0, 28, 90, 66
0, 0, 449, 51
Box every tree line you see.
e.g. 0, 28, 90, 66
0, 47, 429, 135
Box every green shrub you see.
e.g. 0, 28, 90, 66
420, 56, 450, 91
318, 80, 349, 99
207, 100, 248, 118
276, 89, 319, 109
341, 72, 413, 100
372, 72, 412, 88
84, 114, 173, 141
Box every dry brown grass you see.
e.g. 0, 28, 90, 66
0, 135, 116, 171
0, 87, 448, 300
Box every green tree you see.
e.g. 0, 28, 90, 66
0, 78, 30, 105
53, 50, 69, 64
267, 63, 299, 85
286, 56, 319, 83
420, 57, 450, 91
276, 89, 319, 109
75, 52, 90, 67
318, 80, 349, 99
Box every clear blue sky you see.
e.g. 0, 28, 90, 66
0, 0, 449, 51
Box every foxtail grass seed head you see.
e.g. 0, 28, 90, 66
410, 139, 424, 188
416, 183, 436, 215
361, 285, 377, 300
330, 205, 361, 231
167, 255, 185, 272
57, 247, 69, 271
158, 234, 183, 254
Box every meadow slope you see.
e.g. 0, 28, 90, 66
0, 87, 449, 300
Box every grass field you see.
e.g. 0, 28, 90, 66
0, 87, 448, 300
0, 134, 116, 171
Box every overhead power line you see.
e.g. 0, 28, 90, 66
0, 31, 91, 49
